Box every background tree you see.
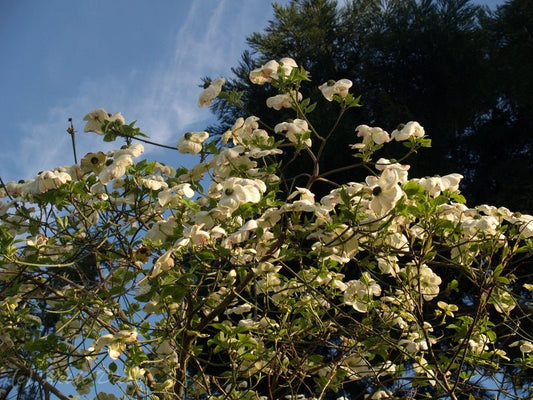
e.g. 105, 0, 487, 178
211, 0, 533, 212
465, 0, 533, 211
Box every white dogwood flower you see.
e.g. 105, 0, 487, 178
318, 79, 353, 101
249, 57, 298, 84
217, 177, 267, 211
344, 272, 381, 313
198, 78, 225, 107
391, 121, 425, 141
266, 91, 302, 110
351, 125, 390, 151
275, 119, 311, 147
83, 108, 124, 134
366, 168, 403, 216
176, 131, 209, 154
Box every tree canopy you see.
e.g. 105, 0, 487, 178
211, 0, 533, 213
1, 53, 532, 399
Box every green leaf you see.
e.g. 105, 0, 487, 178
305, 102, 317, 113
449, 192, 466, 204
109, 362, 117, 373
448, 279, 459, 292
419, 137, 432, 148
103, 132, 116, 142
403, 181, 424, 196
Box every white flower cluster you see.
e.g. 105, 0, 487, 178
83, 108, 125, 135
0, 56, 532, 400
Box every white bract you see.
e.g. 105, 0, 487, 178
318, 79, 353, 101
83, 108, 125, 134
366, 168, 403, 216
198, 78, 225, 107
216, 177, 267, 212
351, 125, 390, 151
275, 118, 312, 147
391, 121, 425, 141
249, 57, 298, 84
343, 272, 381, 312
176, 131, 209, 154
266, 91, 302, 110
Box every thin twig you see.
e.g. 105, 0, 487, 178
66, 118, 78, 164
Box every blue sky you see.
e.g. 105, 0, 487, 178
0, 0, 504, 183
0, 0, 289, 183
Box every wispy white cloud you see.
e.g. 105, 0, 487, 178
5, 0, 280, 182
136, 0, 259, 145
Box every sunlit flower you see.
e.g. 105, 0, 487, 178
225, 303, 252, 315
223, 116, 259, 145
506, 213, 533, 238
150, 250, 174, 278
344, 272, 381, 313
375, 158, 410, 183
401, 264, 442, 301
114, 143, 144, 158
80, 151, 107, 174
198, 78, 225, 107
398, 330, 429, 354
391, 121, 425, 141
266, 91, 302, 110
83, 108, 108, 134
176, 131, 209, 154
350, 125, 390, 151
491, 287, 516, 314
368, 390, 392, 399
158, 183, 194, 207
249, 60, 279, 85
415, 173, 463, 197
249, 57, 297, 84
510, 340, 533, 354
145, 216, 178, 244
468, 333, 490, 354
461, 214, 499, 237
109, 112, 125, 125
35, 170, 72, 193
83, 109, 124, 134
366, 169, 403, 216
283, 187, 329, 218
139, 175, 168, 191
98, 154, 133, 185
223, 219, 258, 247
277, 57, 298, 76
177, 224, 211, 248
217, 177, 266, 211
309, 224, 358, 263
318, 79, 353, 101
377, 255, 400, 276
437, 301, 459, 317
153, 162, 176, 177
94, 330, 137, 360
275, 119, 311, 147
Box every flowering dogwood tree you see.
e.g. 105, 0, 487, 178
1, 58, 532, 400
